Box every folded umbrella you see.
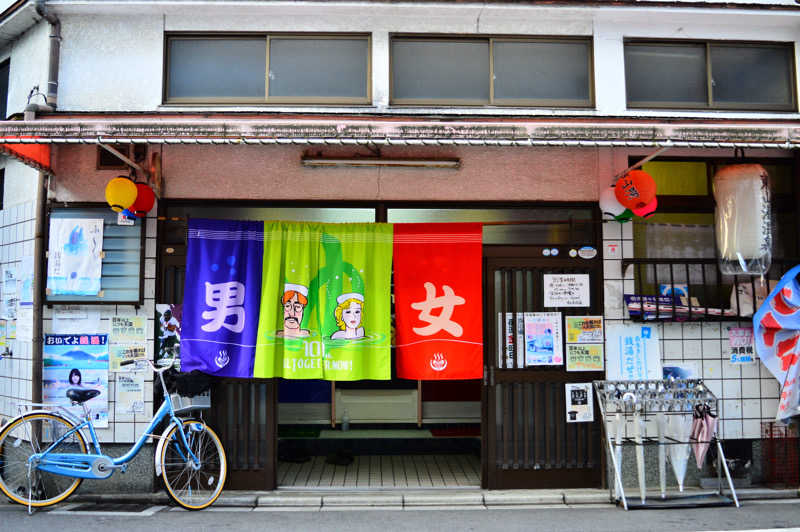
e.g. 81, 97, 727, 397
614, 410, 624, 499
657, 407, 667, 499
667, 410, 692, 492
690, 404, 718, 470
622, 391, 646, 503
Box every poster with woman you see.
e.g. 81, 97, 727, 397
42, 334, 109, 427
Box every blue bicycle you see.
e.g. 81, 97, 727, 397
0, 358, 226, 510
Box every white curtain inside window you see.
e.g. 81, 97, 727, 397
643, 223, 715, 284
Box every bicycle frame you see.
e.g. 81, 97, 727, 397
30, 390, 200, 480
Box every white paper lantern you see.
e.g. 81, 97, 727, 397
713, 164, 771, 275
600, 186, 626, 217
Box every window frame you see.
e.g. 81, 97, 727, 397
389, 35, 595, 108
163, 33, 372, 105
624, 39, 798, 112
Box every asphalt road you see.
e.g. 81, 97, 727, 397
1, 500, 799, 531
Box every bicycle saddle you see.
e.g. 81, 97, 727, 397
66, 387, 101, 404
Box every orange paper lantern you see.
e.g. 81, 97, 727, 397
614, 170, 656, 210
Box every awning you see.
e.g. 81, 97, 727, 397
0, 139, 52, 173
0, 118, 798, 150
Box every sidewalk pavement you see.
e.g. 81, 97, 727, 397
63, 487, 800, 510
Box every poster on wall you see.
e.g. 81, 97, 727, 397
606, 323, 662, 380
524, 312, 563, 366
728, 326, 756, 365
566, 343, 604, 372
109, 344, 147, 372
46, 218, 104, 296
2, 266, 18, 319
16, 307, 32, 341
566, 316, 604, 343
543, 274, 590, 308
115, 372, 145, 414
497, 312, 525, 368
6, 320, 15, 340
19, 256, 34, 307
52, 305, 102, 334
110, 316, 146, 344
0, 319, 6, 347
156, 304, 182, 370
663, 361, 700, 380
565, 382, 594, 423
42, 334, 109, 427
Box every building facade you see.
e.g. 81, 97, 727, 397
0, 0, 798, 493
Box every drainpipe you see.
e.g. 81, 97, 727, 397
27, 0, 60, 114
31, 170, 47, 405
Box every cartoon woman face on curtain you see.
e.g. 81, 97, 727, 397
331, 293, 365, 340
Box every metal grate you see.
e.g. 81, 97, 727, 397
620, 258, 800, 322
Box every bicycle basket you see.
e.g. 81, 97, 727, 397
170, 390, 211, 414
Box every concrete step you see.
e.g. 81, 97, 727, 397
65, 486, 799, 509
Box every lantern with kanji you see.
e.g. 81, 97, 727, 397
614, 170, 656, 210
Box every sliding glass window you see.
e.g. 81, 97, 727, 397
390, 37, 593, 107
165, 34, 371, 104
625, 41, 796, 111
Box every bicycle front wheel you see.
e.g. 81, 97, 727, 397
0, 412, 87, 507
161, 420, 226, 510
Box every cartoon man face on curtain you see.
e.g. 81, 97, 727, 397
278, 283, 310, 338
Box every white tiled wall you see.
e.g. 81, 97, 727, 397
602, 218, 781, 440
40, 211, 158, 443
0, 200, 36, 422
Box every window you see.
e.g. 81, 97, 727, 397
625, 41, 796, 111
96, 144, 148, 170
0, 60, 9, 119
390, 37, 593, 107
165, 34, 370, 104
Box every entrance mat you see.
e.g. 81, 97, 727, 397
319, 429, 433, 439
279, 427, 322, 438
431, 426, 480, 438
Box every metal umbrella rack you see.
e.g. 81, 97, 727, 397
594, 379, 740, 510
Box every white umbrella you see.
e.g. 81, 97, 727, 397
667, 407, 692, 492
657, 407, 667, 499
614, 410, 625, 499
624, 391, 646, 503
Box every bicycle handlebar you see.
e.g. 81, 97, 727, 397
120, 356, 174, 374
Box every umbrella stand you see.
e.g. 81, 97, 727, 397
594, 379, 740, 510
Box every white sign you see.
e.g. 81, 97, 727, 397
115, 372, 145, 414
52, 305, 102, 334
728, 326, 756, 364
543, 274, 590, 307
606, 323, 662, 380
566, 382, 594, 423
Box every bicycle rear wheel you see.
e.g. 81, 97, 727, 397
0, 412, 87, 507
161, 420, 226, 510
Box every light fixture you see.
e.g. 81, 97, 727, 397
301, 157, 460, 169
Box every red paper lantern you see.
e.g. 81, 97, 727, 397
632, 196, 657, 219
129, 182, 156, 218
614, 170, 656, 210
